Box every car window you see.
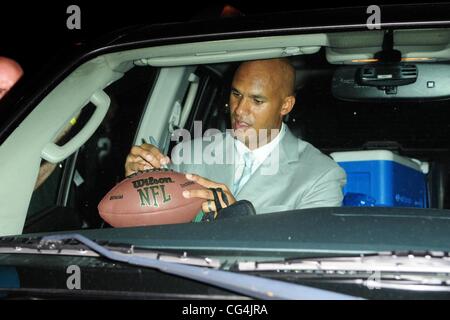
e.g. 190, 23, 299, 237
23, 51, 450, 231
166, 65, 233, 155
25, 66, 157, 231
187, 65, 236, 134
27, 161, 65, 217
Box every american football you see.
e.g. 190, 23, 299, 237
98, 169, 205, 227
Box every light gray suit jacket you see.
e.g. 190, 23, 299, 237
170, 127, 347, 214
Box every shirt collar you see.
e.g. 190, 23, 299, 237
234, 123, 287, 165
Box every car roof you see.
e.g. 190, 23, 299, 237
102, 3, 450, 49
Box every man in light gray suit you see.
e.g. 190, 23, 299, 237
125, 58, 346, 216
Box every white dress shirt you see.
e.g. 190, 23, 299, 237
233, 123, 287, 188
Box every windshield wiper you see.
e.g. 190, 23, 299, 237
0, 235, 220, 268
0, 234, 360, 300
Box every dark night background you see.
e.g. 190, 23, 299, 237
0, 0, 433, 78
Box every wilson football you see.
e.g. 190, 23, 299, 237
98, 169, 205, 227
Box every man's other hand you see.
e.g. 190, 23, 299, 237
124, 143, 171, 176
182, 173, 236, 214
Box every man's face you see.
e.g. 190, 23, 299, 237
229, 60, 294, 149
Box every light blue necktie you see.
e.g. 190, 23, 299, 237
233, 152, 254, 195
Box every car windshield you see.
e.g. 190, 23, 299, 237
2, 14, 450, 299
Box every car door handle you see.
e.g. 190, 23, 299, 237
41, 90, 110, 163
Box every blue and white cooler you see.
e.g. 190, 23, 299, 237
330, 150, 429, 208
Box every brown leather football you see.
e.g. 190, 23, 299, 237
98, 169, 205, 227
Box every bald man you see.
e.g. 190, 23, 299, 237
125, 58, 346, 217
0, 57, 23, 100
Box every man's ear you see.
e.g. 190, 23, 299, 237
280, 95, 296, 116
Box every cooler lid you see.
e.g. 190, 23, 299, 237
330, 150, 423, 172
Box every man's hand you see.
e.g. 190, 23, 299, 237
124, 144, 171, 177
182, 173, 236, 214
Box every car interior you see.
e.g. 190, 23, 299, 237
2, 28, 450, 236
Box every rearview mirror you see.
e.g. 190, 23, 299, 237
332, 63, 450, 101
